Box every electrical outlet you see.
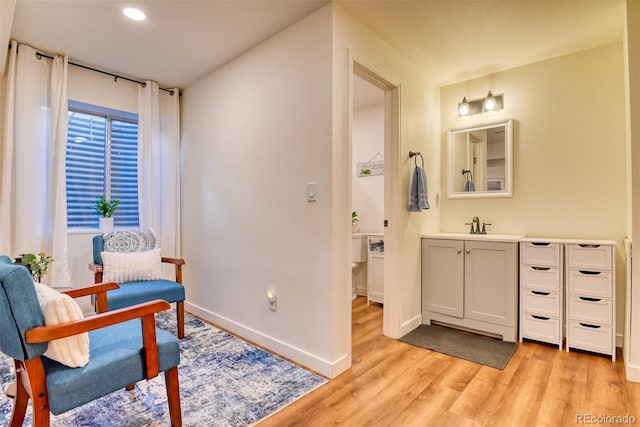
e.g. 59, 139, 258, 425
267, 290, 277, 312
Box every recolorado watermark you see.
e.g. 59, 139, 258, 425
576, 413, 636, 424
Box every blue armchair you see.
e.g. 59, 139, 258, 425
0, 255, 182, 426
90, 228, 186, 339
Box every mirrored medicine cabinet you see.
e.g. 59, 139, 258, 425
448, 118, 513, 199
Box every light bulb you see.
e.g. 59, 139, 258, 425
123, 7, 146, 21
483, 91, 498, 112
485, 99, 495, 110
458, 97, 471, 117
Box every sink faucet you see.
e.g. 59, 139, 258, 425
465, 216, 480, 234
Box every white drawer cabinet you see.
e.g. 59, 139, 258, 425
367, 237, 384, 305
519, 241, 563, 349
567, 270, 614, 298
566, 242, 615, 361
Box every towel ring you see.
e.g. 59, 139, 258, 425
409, 151, 424, 168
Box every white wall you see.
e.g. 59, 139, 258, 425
440, 43, 627, 340
0, 0, 15, 75
625, 0, 640, 382
352, 101, 384, 234
332, 3, 441, 349
181, 3, 441, 378
181, 6, 336, 376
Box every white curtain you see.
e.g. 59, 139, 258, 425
138, 81, 181, 268
0, 41, 71, 286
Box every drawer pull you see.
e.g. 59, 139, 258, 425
578, 270, 601, 276
531, 266, 551, 271
531, 315, 550, 321
579, 244, 600, 248
530, 242, 551, 246
579, 296, 602, 302
579, 323, 601, 329
531, 290, 550, 296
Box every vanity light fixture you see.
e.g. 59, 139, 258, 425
482, 91, 499, 113
123, 7, 146, 21
455, 92, 503, 118
457, 97, 471, 118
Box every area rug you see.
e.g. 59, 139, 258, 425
0, 312, 326, 426
399, 324, 516, 370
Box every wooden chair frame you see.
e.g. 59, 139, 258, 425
89, 257, 186, 339
8, 282, 182, 427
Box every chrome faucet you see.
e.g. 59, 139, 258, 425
465, 216, 481, 234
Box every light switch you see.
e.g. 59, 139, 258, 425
307, 182, 316, 202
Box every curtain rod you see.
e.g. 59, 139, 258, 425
9, 43, 177, 95
35, 51, 177, 95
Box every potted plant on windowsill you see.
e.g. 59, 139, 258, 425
94, 195, 120, 232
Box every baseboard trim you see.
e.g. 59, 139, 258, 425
184, 301, 341, 378
625, 359, 640, 383
617, 333, 623, 349
399, 313, 422, 337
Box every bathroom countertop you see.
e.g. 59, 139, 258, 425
353, 232, 384, 238
422, 232, 523, 243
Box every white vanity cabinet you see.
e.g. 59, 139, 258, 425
421, 239, 464, 318
565, 241, 616, 361
519, 240, 563, 348
421, 235, 520, 342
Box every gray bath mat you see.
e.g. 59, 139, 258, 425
399, 324, 516, 370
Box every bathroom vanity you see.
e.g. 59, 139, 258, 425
421, 233, 522, 342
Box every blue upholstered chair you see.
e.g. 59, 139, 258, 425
90, 228, 186, 339
0, 255, 182, 427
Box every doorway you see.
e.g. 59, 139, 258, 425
350, 57, 401, 351
351, 73, 384, 303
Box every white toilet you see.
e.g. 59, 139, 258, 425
351, 235, 367, 300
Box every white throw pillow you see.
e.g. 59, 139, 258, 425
101, 248, 163, 283
34, 282, 90, 368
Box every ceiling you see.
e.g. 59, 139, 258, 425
7, 1, 626, 89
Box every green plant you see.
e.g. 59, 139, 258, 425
352, 211, 359, 225
21, 252, 54, 282
94, 195, 120, 218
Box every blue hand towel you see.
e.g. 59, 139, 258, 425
464, 180, 476, 192
409, 166, 430, 212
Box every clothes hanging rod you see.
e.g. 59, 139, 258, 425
9, 43, 177, 95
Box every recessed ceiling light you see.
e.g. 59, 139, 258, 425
123, 7, 146, 21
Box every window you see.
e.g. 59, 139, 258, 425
65, 101, 139, 229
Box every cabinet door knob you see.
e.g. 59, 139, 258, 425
466, 249, 471, 254
457, 249, 462, 254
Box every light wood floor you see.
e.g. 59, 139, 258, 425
258, 296, 640, 427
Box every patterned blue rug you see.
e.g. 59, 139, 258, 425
0, 312, 326, 426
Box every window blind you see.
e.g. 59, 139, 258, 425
65, 105, 139, 229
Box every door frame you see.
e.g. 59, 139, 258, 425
348, 51, 401, 342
